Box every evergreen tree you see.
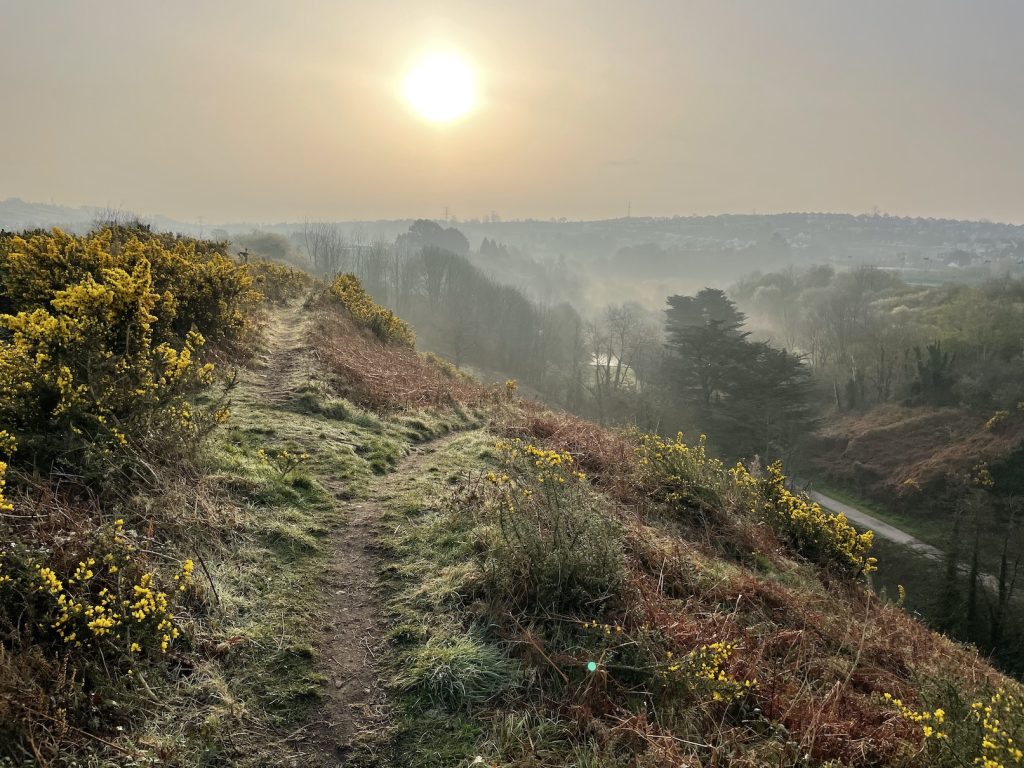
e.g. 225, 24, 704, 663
662, 288, 814, 460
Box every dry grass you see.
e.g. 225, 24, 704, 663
813, 403, 1024, 500
464, 399, 1017, 765
311, 309, 489, 412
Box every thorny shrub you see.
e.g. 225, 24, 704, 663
328, 273, 415, 346
0, 228, 251, 475
257, 447, 311, 479
0, 226, 257, 761
636, 432, 875, 577
885, 685, 1024, 768
245, 258, 311, 304
0, 518, 191, 662
759, 460, 876, 577
482, 439, 624, 610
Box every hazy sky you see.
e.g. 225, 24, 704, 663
2, 1, 1023, 223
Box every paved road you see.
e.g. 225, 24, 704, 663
808, 489, 1005, 593
807, 490, 944, 559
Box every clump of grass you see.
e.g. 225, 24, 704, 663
393, 631, 519, 711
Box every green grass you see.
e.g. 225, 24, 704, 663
371, 432, 515, 765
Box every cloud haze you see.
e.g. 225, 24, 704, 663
2, 0, 1022, 223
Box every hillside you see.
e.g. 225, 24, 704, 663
811, 404, 1024, 504
2, 228, 1024, 767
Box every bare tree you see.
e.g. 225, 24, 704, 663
303, 221, 346, 274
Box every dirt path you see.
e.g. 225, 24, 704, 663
256, 302, 460, 764
310, 436, 461, 764
258, 301, 311, 404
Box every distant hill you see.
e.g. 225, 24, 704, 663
0, 197, 195, 234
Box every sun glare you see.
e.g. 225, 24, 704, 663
403, 52, 476, 124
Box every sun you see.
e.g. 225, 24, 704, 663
403, 52, 477, 124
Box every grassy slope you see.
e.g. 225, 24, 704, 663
364, 424, 1006, 766
130, 297, 1021, 768
812, 403, 1024, 505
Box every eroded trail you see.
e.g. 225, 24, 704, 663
258, 301, 311, 404
254, 302, 461, 765
311, 436, 462, 764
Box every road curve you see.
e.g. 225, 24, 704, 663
807, 490, 944, 559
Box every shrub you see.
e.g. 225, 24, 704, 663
0, 229, 244, 476
245, 258, 311, 304
885, 685, 1024, 767
758, 462, 876, 576
0, 432, 12, 514
636, 432, 752, 517
986, 409, 1010, 431
655, 640, 757, 705
636, 432, 875, 577
0, 517, 190, 661
0, 227, 253, 760
328, 273, 415, 346
1, 227, 259, 351
482, 439, 624, 610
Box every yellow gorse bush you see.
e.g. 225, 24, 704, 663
759, 461, 876, 576
0, 430, 13, 514
0, 228, 256, 471
657, 641, 757, 704
483, 439, 623, 608
329, 273, 415, 347
636, 432, 747, 514
0, 518, 191, 661
884, 686, 1024, 767
245, 259, 311, 304
972, 688, 1024, 767
636, 432, 875, 577
986, 410, 1010, 430
257, 446, 311, 478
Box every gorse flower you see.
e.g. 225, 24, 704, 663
884, 686, 1024, 766
258, 447, 311, 478
0, 228, 251, 474
636, 432, 875, 577
1, 515, 188, 662
329, 273, 415, 346
484, 438, 623, 609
